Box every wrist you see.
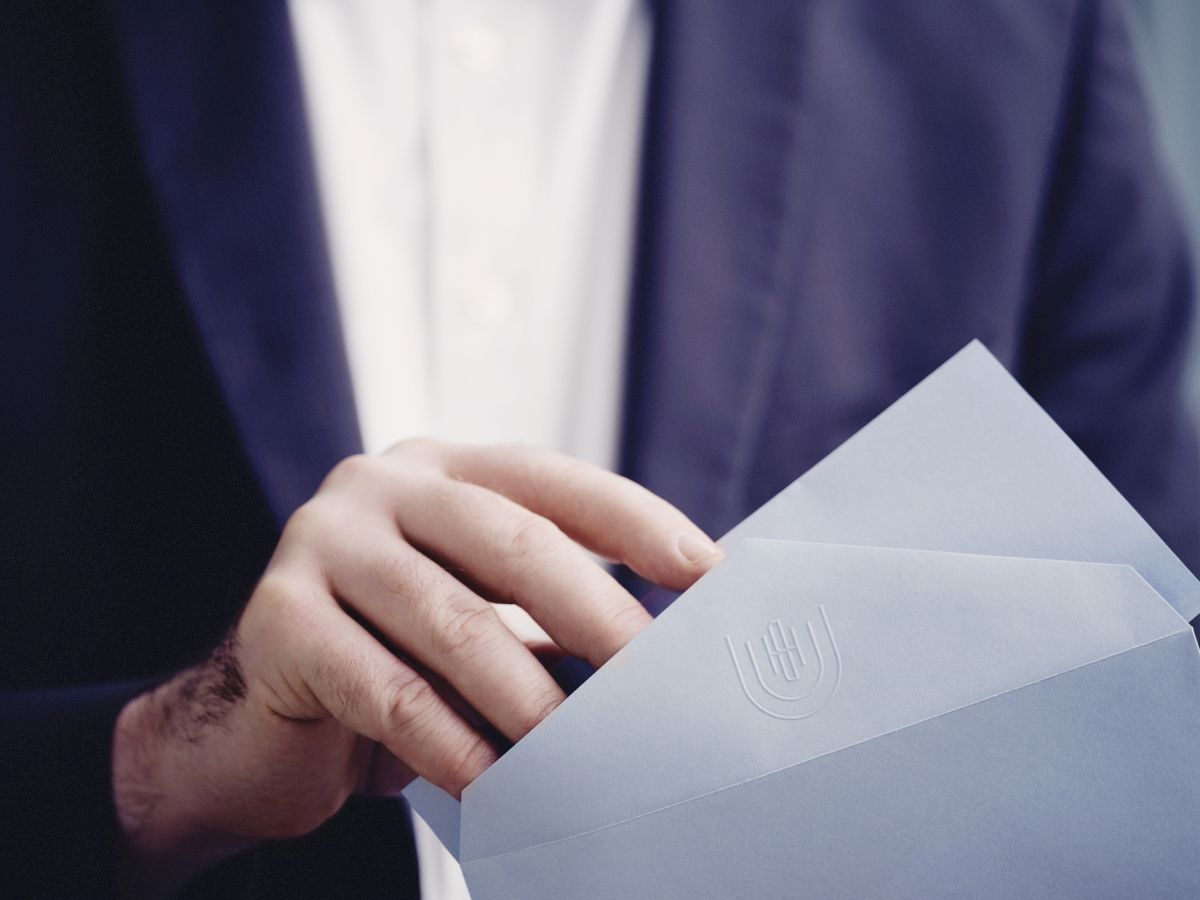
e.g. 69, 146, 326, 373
112, 679, 253, 893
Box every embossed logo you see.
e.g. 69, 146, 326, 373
725, 605, 842, 719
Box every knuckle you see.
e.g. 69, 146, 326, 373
442, 738, 495, 796
243, 572, 326, 653
500, 514, 565, 570
317, 649, 371, 720
324, 453, 380, 490
370, 551, 424, 600
386, 437, 448, 467
434, 599, 501, 660
603, 601, 651, 643
253, 571, 295, 610
417, 476, 469, 515
518, 686, 565, 736
381, 670, 440, 739
253, 571, 315, 617
283, 499, 337, 547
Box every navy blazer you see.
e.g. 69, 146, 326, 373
2, 1, 1197, 895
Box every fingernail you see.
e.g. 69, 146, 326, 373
676, 532, 723, 565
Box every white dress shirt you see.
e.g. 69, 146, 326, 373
288, 1, 651, 896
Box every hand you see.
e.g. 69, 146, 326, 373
112, 441, 723, 889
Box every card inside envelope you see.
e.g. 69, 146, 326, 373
404, 341, 1200, 898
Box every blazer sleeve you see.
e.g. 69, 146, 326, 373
0, 681, 154, 897
1019, 0, 1200, 594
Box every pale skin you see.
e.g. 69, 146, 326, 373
112, 440, 724, 892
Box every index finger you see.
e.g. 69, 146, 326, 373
439, 445, 725, 591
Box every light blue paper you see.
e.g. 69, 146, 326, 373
404, 342, 1200, 898
723, 340, 1200, 622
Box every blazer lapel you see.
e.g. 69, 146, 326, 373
109, 0, 818, 533
110, 0, 360, 524
622, 0, 824, 537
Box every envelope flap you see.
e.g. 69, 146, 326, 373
403, 773, 461, 857
725, 341, 1200, 621
459, 541, 1188, 862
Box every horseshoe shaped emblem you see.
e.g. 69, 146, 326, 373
724, 605, 842, 720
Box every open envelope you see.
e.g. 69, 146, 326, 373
404, 341, 1200, 898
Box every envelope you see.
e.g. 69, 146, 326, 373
404, 341, 1200, 898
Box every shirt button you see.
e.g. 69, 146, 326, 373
450, 22, 504, 73
461, 279, 518, 325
